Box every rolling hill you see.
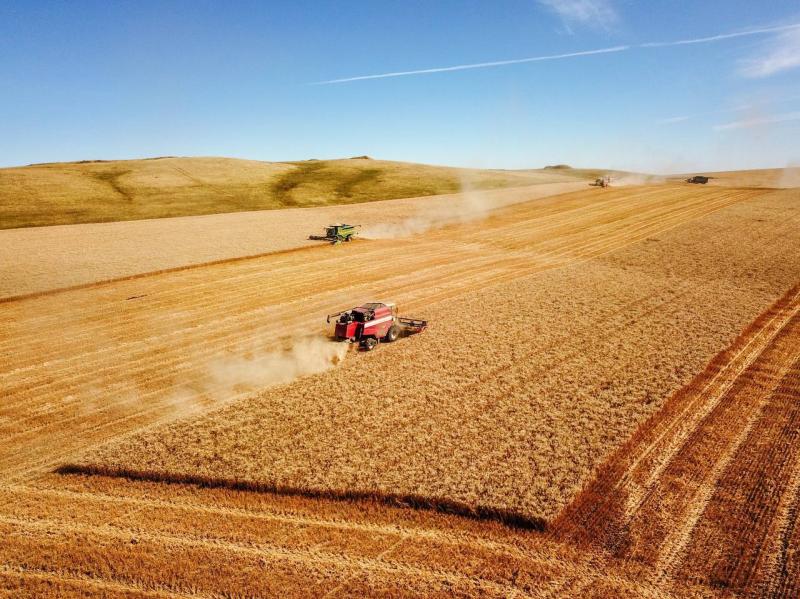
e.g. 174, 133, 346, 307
0, 156, 586, 229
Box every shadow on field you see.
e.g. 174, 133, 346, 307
55, 464, 546, 531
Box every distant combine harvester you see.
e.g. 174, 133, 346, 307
309, 223, 361, 244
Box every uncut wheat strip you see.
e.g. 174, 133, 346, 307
250, 279, 691, 486
0, 565, 201, 599
617, 290, 800, 513
0, 515, 534, 598
1, 484, 550, 565
677, 356, 800, 593
50, 282, 680, 506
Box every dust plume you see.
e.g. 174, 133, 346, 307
208, 336, 349, 393
162, 336, 350, 417
611, 173, 666, 186
778, 164, 800, 188
360, 174, 499, 239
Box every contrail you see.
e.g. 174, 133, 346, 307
313, 21, 800, 85
640, 22, 800, 48
312, 45, 629, 85
714, 111, 800, 131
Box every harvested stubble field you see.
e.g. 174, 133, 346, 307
0, 180, 586, 299
1, 178, 799, 597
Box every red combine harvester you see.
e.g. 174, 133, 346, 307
327, 302, 427, 351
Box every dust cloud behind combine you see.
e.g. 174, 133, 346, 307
611, 173, 666, 186
360, 174, 521, 239
207, 336, 349, 397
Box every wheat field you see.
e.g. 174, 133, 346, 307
2, 178, 799, 597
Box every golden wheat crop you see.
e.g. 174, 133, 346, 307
3, 180, 799, 597
72, 186, 800, 526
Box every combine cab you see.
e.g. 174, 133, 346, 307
327, 302, 427, 351
591, 176, 611, 188
309, 224, 361, 244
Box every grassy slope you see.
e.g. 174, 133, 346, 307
0, 156, 587, 229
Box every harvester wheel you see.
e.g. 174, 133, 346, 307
362, 337, 378, 351
345, 235, 352, 242
384, 324, 400, 342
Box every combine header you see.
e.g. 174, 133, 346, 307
327, 302, 427, 351
309, 224, 361, 244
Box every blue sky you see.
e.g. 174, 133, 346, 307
1, 1, 799, 172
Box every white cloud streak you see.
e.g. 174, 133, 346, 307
537, 0, 618, 31
657, 116, 691, 124
314, 21, 800, 85
714, 111, 800, 131
312, 46, 629, 85
739, 28, 800, 78
641, 22, 800, 48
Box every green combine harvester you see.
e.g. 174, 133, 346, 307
309, 223, 361, 244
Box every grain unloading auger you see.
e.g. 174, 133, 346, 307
309, 224, 361, 244
327, 302, 427, 351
